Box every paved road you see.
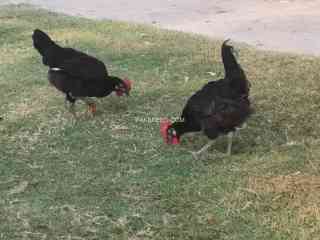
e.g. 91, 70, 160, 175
1, 0, 320, 55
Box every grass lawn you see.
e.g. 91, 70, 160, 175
1, 4, 320, 240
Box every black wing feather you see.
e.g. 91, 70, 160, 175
58, 55, 108, 80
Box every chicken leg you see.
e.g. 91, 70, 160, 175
64, 93, 77, 117
190, 131, 235, 159
64, 99, 76, 117
79, 97, 97, 115
69, 102, 76, 117
226, 132, 234, 156
190, 141, 215, 160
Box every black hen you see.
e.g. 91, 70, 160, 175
32, 29, 132, 116
161, 40, 252, 158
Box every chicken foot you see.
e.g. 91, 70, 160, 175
78, 97, 97, 115
190, 132, 234, 160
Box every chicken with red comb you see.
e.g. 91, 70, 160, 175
32, 29, 132, 116
160, 40, 252, 159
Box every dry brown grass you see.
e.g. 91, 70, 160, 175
249, 173, 320, 226
7, 86, 53, 120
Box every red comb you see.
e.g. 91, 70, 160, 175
160, 118, 180, 145
116, 78, 132, 96
160, 118, 172, 143
171, 135, 180, 145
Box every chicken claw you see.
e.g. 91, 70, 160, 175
88, 103, 97, 115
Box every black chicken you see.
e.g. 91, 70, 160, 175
160, 40, 252, 158
32, 29, 132, 116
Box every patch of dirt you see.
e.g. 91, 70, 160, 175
248, 173, 320, 223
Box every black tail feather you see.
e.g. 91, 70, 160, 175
221, 40, 249, 95
32, 29, 55, 56
222, 40, 241, 79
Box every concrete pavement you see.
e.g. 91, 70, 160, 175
1, 0, 320, 55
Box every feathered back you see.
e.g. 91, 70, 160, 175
222, 40, 249, 96
32, 29, 55, 56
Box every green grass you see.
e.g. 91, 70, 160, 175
1, 4, 320, 240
